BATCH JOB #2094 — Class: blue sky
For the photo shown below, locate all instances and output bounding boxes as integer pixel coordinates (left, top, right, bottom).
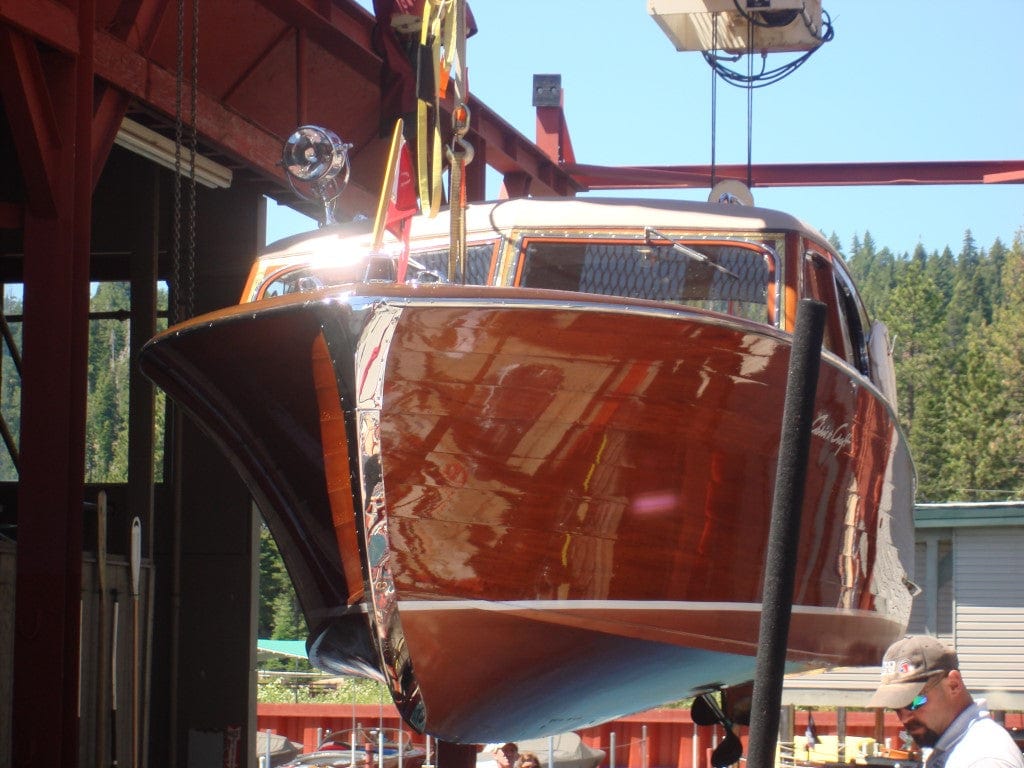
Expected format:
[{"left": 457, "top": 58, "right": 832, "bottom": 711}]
[{"left": 269, "top": 1, "right": 1023, "bottom": 257}]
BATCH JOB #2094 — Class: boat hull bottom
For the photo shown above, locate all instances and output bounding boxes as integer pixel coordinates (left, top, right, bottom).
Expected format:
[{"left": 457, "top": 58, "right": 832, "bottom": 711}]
[{"left": 394, "top": 601, "right": 896, "bottom": 742}]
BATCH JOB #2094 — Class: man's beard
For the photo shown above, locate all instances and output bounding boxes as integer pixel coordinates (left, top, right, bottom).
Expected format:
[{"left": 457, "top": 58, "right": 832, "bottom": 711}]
[{"left": 911, "top": 727, "right": 941, "bottom": 749}]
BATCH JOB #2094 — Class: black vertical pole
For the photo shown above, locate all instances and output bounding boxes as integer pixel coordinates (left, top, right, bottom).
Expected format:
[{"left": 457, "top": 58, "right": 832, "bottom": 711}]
[{"left": 745, "top": 299, "right": 826, "bottom": 768}]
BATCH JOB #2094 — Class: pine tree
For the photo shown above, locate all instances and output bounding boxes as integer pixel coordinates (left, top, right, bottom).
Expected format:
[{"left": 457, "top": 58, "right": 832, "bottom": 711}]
[
  {"left": 828, "top": 231, "right": 844, "bottom": 257},
  {"left": 958, "top": 234, "right": 1024, "bottom": 498},
  {"left": 946, "top": 230, "right": 988, "bottom": 343},
  {"left": 883, "top": 257, "right": 948, "bottom": 498},
  {"left": 271, "top": 589, "right": 307, "bottom": 640},
  {"left": 86, "top": 282, "right": 132, "bottom": 482},
  {"left": 981, "top": 238, "right": 1008, "bottom": 309},
  {"left": 258, "top": 522, "right": 307, "bottom": 639},
  {"left": 258, "top": 523, "right": 285, "bottom": 637},
  {"left": 926, "top": 246, "right": 956, "bottom": 306}
]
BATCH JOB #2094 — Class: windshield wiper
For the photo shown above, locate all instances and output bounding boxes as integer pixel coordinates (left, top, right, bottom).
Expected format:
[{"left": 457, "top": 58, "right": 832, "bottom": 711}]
[{"left": 644, "top": 227, "right": 739, "bottom": 279}]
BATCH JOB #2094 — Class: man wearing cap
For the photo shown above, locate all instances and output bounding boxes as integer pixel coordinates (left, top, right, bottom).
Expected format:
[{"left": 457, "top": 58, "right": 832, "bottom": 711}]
[{"left": 869, "top": 635, "right": 1023, "bottom": 768}]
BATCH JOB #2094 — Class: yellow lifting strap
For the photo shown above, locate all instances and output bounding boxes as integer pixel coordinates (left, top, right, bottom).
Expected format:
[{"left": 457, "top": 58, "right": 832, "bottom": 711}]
[{"left": 416, "top": 0, "right": 445, "bottom": 218}]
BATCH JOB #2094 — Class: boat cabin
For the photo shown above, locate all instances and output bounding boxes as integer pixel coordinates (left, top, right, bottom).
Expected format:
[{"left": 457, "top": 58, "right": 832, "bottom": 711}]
[{"left": 244, "top": 197, "right": 883, "bottom": 390}]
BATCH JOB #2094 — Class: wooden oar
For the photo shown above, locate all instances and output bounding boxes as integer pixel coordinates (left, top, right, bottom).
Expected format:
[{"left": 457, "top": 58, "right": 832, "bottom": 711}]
[
  {"left": 97, "top": 492, "right": 109, "bottom": 768},
  {"left": 111, "top": 592, "right": 120, "bottom": 768},
  {"left": 130, "top": 517, "right": 142, "bottom": 768}
]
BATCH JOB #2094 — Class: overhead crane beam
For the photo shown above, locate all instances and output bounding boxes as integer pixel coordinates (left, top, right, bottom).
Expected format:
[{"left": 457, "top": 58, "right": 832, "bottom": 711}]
[{"left": 566, "top": 160, "right": 1024, "bottom": 190}]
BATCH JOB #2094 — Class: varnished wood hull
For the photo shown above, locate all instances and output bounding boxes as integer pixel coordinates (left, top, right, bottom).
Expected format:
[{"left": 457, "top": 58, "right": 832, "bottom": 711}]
[{"left": 140, "top": 283, "right": 914, "bottom": 742}]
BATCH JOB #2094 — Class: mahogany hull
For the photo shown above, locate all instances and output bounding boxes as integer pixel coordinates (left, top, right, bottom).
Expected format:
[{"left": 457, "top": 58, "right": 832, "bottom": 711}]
[{"left": 140, "top": 283, "right": 915, "bottom": 742}]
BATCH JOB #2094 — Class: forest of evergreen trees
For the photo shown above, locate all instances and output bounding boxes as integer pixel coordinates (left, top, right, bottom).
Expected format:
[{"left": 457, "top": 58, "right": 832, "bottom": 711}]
[
  {"left": 0, "top": 281, "right": 166, "bottom": 483},
  {"left": 837, "top": 229, "right": 1024, "bottom": 502},
  {"left": 1, "top": 226, "right": 1021, "bottom": 640}
]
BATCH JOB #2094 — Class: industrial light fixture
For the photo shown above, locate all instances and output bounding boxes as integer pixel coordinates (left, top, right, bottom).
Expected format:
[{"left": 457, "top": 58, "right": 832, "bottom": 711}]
[{"left": 114, "top": 117, "right": 234, "bottom": 189}]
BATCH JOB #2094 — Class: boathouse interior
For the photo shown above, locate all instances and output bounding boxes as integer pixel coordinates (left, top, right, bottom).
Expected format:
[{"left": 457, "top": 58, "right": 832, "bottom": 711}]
[
  {"left": 0, "top": 2, "right": 579, "bottom": 766},
  {"left": 2, "top": 2, "right": 1022, "bottom": 768}
]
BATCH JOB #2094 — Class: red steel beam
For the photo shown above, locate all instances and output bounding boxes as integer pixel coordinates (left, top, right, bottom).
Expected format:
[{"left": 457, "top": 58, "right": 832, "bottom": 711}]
[
  {"left": 89, "top": 0, "right": 171, "bottom": 187},
  {"left": 7, "top": 2, "right": 93, "bottom": 765},
  {"left": 91, "top": 28, "right": 384, "bottom": 213},
  {"left": 258, "top": 0, "right": 381, "bottom": 82},
  {"left": 0, "top": 27, "right": 64, "bottom": 215},
  {"left": 0, "top": 0, "right": 79, "bottom": 54},
  {"left": 5, "top": 0, "right": 574, "bottom": 202},
  {"left": 985, "top": 169, "right": 1024, "bottom": 183},
  {"left": 567, "top": 160, "right": 1024, "bottom": 190},
  {"left": 88, "top": 14, "right": 575, "bottom": 205},
  {"left": 464, "top": 95, "right": 581, "bottom": 197}
]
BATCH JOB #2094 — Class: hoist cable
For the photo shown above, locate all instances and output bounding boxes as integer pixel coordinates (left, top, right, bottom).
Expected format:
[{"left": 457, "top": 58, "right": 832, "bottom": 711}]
[
  {"left": 746, "top": 15, "right": 753, "bottom": 188},
  {"left": 701, "top": 9, "right": 834, "bottom": 89}
]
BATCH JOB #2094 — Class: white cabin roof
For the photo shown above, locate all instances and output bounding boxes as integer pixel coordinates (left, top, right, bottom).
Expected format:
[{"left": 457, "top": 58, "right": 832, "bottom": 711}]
[{"left": 264, "top": 196, "right": 830, "bottom": 257}]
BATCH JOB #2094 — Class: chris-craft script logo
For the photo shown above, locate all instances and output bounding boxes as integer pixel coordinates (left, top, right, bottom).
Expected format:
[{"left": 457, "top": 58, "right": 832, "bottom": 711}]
[{"left": 812, "top": 413, "right": 853, "bottom": 455}]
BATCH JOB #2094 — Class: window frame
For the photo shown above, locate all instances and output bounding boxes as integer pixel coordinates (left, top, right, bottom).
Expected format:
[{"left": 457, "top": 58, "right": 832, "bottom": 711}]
[{"left": 509, "top": 231, "right": 782, "bottom": 328}]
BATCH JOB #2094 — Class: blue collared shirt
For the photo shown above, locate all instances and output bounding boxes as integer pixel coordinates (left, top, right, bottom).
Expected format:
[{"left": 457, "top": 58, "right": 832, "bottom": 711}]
[{"left": 926, "top": 700, "right": 1024, "bottom": 768}]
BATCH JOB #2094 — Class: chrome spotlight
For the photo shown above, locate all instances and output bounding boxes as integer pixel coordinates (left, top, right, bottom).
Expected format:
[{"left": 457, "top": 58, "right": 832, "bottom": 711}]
[{"left": 282, "top": 125, "right": 353, "bottom": 226}]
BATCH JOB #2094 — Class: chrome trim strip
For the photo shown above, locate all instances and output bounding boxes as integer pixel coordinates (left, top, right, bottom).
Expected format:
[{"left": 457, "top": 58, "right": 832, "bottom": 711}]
[{"left": 352, "top": 301, "right": 427, "bottom": 729}]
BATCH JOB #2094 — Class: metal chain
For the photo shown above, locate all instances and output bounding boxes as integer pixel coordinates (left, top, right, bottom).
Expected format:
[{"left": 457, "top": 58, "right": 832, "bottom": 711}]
[
  {"left": 172, "top": 0, "right": 184, "bottom": 324},
  {"left": 171, "top": 0, "right": 198, "bottom": 323},
  {"left": 186, "top": 0, "right": 198, "bottom": 320},
  {"left": 446, "top": 0, "right": 472, "bottom": 284}
]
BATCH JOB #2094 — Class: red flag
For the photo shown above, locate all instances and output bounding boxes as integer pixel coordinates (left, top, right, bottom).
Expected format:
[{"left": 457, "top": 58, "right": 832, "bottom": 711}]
[
  {"left": 386, "top": 134, "right": 417, "bottom": 230},
  {"left": 373, "top": 119, "right": 420, "bottom": 281}
]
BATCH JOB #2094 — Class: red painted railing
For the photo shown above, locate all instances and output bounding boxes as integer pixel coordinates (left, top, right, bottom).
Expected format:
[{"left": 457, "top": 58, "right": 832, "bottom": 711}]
[{"left": 258, "top": 705, "right": 1024, "bottom": 768}]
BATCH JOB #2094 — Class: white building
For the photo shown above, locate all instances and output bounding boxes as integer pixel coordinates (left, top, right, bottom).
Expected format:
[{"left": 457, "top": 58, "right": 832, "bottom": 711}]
[{"left": 783, "top": 501, "right": 1024, "bottom": 711}]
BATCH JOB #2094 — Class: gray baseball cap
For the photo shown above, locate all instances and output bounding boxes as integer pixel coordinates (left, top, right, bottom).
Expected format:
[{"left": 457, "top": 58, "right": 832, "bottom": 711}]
[{"left": 868, "top": 635, "right": 959, "bottom": 709}]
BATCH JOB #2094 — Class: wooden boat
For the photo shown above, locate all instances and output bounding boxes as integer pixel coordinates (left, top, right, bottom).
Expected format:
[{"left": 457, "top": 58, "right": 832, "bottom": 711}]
[
  {"left": 278, "top": 727, "right": 426, "bottom": 768},
  {"left": 140, "top": 195, "right": 916, "bottom": 743}
]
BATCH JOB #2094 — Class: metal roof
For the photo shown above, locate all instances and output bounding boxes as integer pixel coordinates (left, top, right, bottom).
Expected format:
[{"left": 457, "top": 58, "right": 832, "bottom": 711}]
[
  {"left": 915, "top": 501, "right": 1024, "bottom": 529},
  {"left": 257, "top": 638, "right": 309, "bottom": 660}
]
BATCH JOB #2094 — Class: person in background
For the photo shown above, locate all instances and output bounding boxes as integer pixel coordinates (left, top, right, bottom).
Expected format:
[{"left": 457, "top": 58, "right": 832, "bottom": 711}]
[
  {"left": 868, "top": 635, "right": 1024, "bottom": 768},
  {"left": 493, "top": 743, "right": 519, "bottom": 768},
  {"left": 515, "top": 752, "right": 541, "bottom": 768}
]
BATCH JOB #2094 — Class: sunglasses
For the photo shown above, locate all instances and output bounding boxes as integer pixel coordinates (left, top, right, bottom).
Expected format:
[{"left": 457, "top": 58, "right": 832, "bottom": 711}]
[
  {"left": 899, "top": 673, "right": 947, "bottom": 712},
  {"left": 905, "top": 693, "right": 930, "bottom": 711}
]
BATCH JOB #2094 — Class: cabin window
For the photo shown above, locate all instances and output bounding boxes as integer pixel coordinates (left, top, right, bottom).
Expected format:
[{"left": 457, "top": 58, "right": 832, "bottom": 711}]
[
  {"left": 833, "top": 266, "right": 872, "bottom": 376},
  {"left": 407, "top": 242, "right": 497, "bottom": 285},
  {"left": 517, "top": 239, "right": 774, "bottom": 325},
  {"left": 801, "top": 250, "right": 847, "bottom": 358},
  {"left": 257, "top": 241, "right": 498, "bottom": 298},
  {"left": 802, "top": 248, "right": 874, "bottom": 376},
  {"left": 261, "top": 263, "right": 365, "bottom": 298}
]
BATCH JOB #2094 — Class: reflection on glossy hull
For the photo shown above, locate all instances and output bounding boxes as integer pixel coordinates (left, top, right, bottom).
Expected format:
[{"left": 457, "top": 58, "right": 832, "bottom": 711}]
[{"left": 140, "top": 198, "right": 915, "bottom": 743}]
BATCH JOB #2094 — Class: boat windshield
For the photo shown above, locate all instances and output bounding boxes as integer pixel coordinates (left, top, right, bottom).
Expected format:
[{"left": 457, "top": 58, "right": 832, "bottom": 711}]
[
  {"left": 253, "top": 241, "right": 497, "bottom": 299},
  {"left": 517, "top": 237, "right": 777, "bottom": 325}
]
